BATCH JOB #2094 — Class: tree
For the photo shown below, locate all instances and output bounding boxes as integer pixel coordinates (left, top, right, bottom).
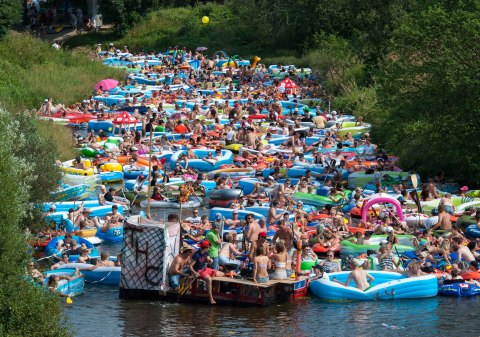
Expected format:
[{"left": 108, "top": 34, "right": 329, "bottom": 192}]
[
  {"left": 0, "top": 0, "right": 22, "bottom": 37},
  {"left": 0, "top": 109, "right": 70, "bottom": 336},
  {"left": 377, "top": 0, "right": 480, "bottom": 183},
  {"left": 99, "top": 0, "right": 163, "bottom": 34}
]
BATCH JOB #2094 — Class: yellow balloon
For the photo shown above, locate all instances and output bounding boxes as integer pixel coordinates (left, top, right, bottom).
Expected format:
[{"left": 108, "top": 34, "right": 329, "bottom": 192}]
[{"left": 202, "top": 16, "right": 209, "bottom": 24}]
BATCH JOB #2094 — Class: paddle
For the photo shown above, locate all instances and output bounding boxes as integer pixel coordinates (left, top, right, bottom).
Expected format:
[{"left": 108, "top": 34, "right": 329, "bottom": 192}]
[
  {"left": 409, "top": 173, "right": 422, "bottom": 213},
  {"left": 176, "top": 275, "right": 198, "bottom": 302}
]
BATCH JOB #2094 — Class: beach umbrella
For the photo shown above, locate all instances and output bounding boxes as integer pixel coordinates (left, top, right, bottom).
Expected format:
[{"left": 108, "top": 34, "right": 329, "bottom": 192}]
[
  {"left": 112, "top": 111, "right": 138, "bottom": 134},
  {"left": 278, "top": 77, "right": 298, "bottom": 95},
  {"left": 171, "top": 112, "right": 188, "bottom": 120},
  {"left": 95, "top": 79, "right": 119, "bottom": 91}
]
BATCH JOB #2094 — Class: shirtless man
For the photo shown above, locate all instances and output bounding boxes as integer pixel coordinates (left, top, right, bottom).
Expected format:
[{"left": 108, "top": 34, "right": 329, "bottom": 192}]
[
  {"left": 74, "top": 208, "right": 100, "bottom": 228},
  {"left": 251, "top": 176, "right": 277, "bottom": 198},
  {"left": 245, "top": 214, "right": 261, "bottom": 242},
  {"left": 249, "top": 232, "right": 270, "bottom": 260},
  {"left": 246, "top": 127, "right": 258, "bottom": 148},
  {"left": 333, "top": 259, "right": 375, "bottom": 291},
  {"left": 267, "top": 200, "right": 286, "bottom": 225},
  {"left": 431, "top": 205, "right": 452, "bottom": 230},
  {"left": 84, "top": 252, "right": 116, "bottom": 271},
  {"left": 225, "top": 209, "right": 242, "bottom": 228},
  {"left": 454, "top": 242, "right": 475, "bottom": 267},
  {"left": 168, "top": 247, "right": 194, "bottom": 291},
  {"left": 272, "top": 220, "right": 294, "bottom": 251}
]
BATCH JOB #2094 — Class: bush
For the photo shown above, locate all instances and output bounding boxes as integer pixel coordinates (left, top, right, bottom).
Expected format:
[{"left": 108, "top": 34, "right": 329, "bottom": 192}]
[{"left": 0, "top": 109, "right": 71, "bottom": 336}]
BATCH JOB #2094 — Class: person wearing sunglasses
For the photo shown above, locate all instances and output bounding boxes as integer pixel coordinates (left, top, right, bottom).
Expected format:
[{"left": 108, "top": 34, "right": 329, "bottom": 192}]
[
  {"left": 184, "top": 208, "right": 202, "bottom": 226},
  {"left": 319, "top": 250, "right": 340, "bottom": 273}
]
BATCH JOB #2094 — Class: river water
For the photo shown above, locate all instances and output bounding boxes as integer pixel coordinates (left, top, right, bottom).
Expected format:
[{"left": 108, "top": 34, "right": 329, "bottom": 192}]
[
  {"left": 65, "top": 270, "right": 480, "bottom": 337},
  {"left": 62, "top": 203, "right": 478, "bottom": 336},
  {"left": 64, "top": 235, "right": 480, "bottom": 337}
]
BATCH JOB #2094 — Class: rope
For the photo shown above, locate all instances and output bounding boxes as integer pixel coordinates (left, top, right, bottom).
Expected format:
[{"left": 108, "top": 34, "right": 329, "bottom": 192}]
[
  {"left": 83, "top": 270, "right": 114, "bottom": 284},
  {"left": 36, "top": 249, "right": 73, "bottom": 262}
]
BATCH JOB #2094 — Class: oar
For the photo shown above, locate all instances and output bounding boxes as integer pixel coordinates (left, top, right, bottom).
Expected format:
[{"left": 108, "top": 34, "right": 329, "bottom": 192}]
[{"left": 394, "top": 246, "right": 406, "bottom": 271}]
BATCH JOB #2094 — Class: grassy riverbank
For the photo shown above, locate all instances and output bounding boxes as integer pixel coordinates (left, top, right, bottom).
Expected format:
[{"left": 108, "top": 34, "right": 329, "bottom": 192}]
[{"left": 0, "top": 32, "right": 124, "bottom": 113}]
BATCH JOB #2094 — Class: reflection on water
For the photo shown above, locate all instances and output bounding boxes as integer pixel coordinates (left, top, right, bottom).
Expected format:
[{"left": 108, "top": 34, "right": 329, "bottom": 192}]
[
  {"left": 66, "top": 277, "right": 480, "bottom": 337},
  {"left": 65, "top": 209, "right": 480, "bottom": 337}
]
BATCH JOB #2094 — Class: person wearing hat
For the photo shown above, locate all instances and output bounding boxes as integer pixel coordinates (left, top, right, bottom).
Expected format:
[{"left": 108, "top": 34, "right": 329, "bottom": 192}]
[
  {"left": 189, "top": 240, "right": 225, "bottom": 304},
  {"left": 248, "top": 231, "right": 270, "bottom": 261},
  {"left": 74, "top": 207, "right": 101, "bottom": 228},
  {"left": 179, "top": 180, "right": 195, "bottom": 205},
  {"left": 168, "top": 246, "right": 194, "bottom": 291},
  {"left": 250, "top": 175, "right": 277, "bottom": 199},
  {"left": 332, "top": 258, "right": 375, "bottom": 291},
  {"left": 459, "top": 186, "right": 469, "bottom": 197},
  {"left": 46, "top": 204, "right": 57, "bottom": 215},
  {"left": 206, "top": 220, "right": 222, "bottom": 270},
  {"left": 77, "top": 243, "right": 92, "bottom": 263}
]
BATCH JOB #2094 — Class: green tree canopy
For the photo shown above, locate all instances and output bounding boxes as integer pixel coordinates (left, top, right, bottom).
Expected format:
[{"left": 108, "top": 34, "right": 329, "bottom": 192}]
[
  {"left": 378, "top": 0, "right": 480, "bottom": 183},
  {"left": 0, "top": 0, "right": 22, "bottom": 37}
]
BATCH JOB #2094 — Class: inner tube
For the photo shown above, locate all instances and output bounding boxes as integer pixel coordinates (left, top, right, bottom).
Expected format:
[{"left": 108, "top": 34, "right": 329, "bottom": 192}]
[{"left": 208, "top": 188, "right": 243, "bottom": 201}]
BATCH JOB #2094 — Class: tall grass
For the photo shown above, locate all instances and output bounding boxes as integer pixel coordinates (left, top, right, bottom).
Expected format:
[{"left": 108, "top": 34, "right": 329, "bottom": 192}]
[
  {"left": 0, "top": 32, "right": 124, "bottom": 113},
  {"left": 37, "top": 120, "right": 77, "bottom": 161}
]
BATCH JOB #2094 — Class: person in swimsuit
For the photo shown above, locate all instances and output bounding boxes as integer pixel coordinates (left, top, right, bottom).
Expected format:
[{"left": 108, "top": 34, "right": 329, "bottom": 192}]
[
  {"left": 378, "top": 245, "right": 399, "bottom": 271},
  {"left": 333, "top": 259, "right": 374, "bottom": 291},
  {"left": 253, "top": 246, "right": 270, "bottom": 283},
  {"left": 269, "top": 241, "right": 289, "bottom": 280}
]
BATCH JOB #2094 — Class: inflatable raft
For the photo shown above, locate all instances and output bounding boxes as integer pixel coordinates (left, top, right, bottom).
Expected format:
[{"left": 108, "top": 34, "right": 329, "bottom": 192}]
[
  {"left": 43, "top": 269, "right": 85, "bottom": 297},
  {"left": 309, "top": 271, "right": 438, "bottom": 301},
  {"left": 139, "top": 198, "right": 201, "bottom": 209},
  {"left": 438, "top": 282, "right": 480, "bottom": 297},
  {"left": 341, "top": 235, "right": 420, "bottom": 255},
  {"left": 62, "top": 263, "right": 120, "bottom": 286}
]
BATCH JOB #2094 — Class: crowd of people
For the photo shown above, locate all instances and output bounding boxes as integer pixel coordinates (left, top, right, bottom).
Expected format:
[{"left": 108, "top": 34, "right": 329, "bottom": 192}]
[{"left": 31, "top": 44, "right": 480, "bottom": 303}]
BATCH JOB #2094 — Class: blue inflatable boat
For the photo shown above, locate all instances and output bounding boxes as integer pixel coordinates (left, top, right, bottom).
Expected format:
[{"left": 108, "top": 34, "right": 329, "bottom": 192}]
[
  {"left": 438, "top": 281, "right": 480, "bottom": 297},
  {"left": 43, "top": 269, "right": 85, "bottom": 296},
  {"left": 309, "top": 271, "right": 438, "bottom": 301}
]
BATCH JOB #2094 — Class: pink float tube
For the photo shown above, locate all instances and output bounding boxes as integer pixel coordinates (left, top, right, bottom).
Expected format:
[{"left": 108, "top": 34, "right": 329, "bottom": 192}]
[{"left": 361, "top": 193, "right": 405, "bottom": 222}]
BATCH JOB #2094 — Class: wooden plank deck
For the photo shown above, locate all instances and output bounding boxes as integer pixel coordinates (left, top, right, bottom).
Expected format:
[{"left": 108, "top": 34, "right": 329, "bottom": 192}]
[{"left": 213, "top": 275, "right": 310, "bottom": 288}]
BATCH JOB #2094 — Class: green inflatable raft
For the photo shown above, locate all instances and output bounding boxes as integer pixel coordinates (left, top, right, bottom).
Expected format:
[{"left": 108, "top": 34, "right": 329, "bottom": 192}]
[
  {"left": 293, "top": 190, "right": 352, "bottom": 208},
  {"left": 341, "top": 235, "right": 424, "bottom": 256}
]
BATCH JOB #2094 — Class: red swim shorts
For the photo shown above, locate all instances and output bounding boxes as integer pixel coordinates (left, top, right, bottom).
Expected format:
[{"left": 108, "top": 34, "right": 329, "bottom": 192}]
[{"left": 199, "top": 268, "right": 217, "bottom": 280}]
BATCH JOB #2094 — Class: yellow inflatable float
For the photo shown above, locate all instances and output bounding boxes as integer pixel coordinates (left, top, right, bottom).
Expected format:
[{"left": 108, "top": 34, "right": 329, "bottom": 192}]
[{"left": 62, "top": 159, "right": 95, "bottom": 176}]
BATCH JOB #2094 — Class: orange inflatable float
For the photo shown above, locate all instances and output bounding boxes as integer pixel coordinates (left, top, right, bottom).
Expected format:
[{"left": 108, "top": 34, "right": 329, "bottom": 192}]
[{"left": 117, "top": 156, "right": 150, "bottom": 166}]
